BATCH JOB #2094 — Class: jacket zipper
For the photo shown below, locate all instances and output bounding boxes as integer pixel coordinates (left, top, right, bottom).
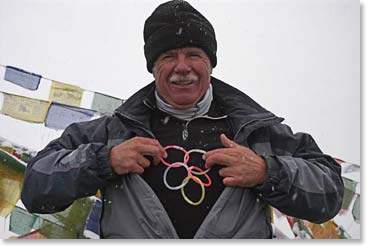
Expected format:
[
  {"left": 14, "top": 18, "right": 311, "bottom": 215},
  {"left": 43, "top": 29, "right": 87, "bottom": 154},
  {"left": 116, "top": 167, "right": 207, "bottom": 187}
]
[{"left": 182, "top": 115, "right": 228, "bottom": 141}]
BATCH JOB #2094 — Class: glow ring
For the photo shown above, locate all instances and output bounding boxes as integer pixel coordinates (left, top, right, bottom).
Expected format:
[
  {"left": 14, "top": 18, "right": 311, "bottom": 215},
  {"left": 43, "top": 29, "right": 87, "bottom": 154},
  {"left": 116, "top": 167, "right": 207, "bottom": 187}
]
[
  {"left": 163, "top": 162, "right": 190, "bottom": 190},
  {"left": 180, "top": 176, "right": 205, "bottom": 206},
  {"left": 184, "top": 149, "right": 211, "bottom": 175},
  {"left": 161, "top": 145, "right": 189, "bottom": 167},
  {"left": 188, "top": 166, "right": 212, "bottom": 187}
]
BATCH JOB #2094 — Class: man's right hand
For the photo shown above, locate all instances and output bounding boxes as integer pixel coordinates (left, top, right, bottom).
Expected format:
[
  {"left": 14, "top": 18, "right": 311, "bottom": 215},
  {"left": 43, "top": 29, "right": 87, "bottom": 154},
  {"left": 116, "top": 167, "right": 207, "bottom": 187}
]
[{"left": 109, "top": 137, "right": 167, "bottom": 175}]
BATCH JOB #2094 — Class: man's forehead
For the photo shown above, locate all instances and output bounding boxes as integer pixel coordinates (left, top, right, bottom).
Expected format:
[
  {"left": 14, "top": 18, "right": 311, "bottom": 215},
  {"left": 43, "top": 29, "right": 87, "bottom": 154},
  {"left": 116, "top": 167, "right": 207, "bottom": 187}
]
[{"left": 162, "top": 47, "right": 206, "bottom": 54}]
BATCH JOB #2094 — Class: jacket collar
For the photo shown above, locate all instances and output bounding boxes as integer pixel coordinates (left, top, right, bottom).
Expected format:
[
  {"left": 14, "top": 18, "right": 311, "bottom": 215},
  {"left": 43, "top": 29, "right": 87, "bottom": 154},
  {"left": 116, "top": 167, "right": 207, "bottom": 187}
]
[{"left": 114, "top": 77, "right": 283, "bottom": 137}]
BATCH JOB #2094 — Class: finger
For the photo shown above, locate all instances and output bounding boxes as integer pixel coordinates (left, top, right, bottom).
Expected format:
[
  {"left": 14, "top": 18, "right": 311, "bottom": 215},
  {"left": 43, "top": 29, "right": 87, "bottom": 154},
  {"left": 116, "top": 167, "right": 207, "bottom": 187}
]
[
  {"left": 218, "top": 166, "right": 238, "bottom": 177},
  {"left": 220, "top": 134, "right": 238, "bottom": 148},
  {"left": 129, "top": 164, "right": 145, "bottom": 174},
  {"left": 136, "top": 145, "right": 164, "bottom": 159},
  {"left": 137, "top": 155, "right": 151, "bottom": 168},
  {"left": 133, "top": 137, "right": 167, "bottom": 156},
  {"left": 203, "top": 147, "right": 232, "bottom": 161},
  {"left": 152, "top": 155, "right": 161, "bottom": 165},
  {"left": 205, "top": 153, "right": 237, "bottom": 169},
  {"left": 223, "top": 177, "right": 241, "bottom": 186}
]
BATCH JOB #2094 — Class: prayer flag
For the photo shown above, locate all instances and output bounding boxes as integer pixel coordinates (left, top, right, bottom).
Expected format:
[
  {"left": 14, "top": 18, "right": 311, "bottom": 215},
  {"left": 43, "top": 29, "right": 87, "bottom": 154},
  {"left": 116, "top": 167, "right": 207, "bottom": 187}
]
[
  {"left": 4, "top": 66, "right": 41, "bottom": 90},
  {"left": 0, "top": 146, "right": 15, "bottom": 155},
  {"left": 91, "top": 92, "right": 123, "bottom": 114},
  {"left": 308, "top": 221, "right": 339, "bottom": 239},
  {"left": 0, "top": 93, "right": 50, "bottom": 123},
  {"left": 341, "top": 177, "right": 357, "bottom": 210},
  {"left": 18, "top": 230, "right": 47, "bottom": 239},
  {"left": 352, "top": 195, "right": 360, "bottom": 223},
  {"left": 49, "top": 80, "right": 83, "bottom": 107},
  {"left": 38, "top": 197, "right": 94, "bottom": 239},
  {"left": 45, "top": 102, "right": 97, "bottom": 130},
  {"left": 9, "top": 207, "right": 42, "bottom": 236},
  {"left": 84, "top": 199, "right": 102, "bottom": 239},
  {"left": 0, "top": 149, "right": 26, "bottom": 217}
]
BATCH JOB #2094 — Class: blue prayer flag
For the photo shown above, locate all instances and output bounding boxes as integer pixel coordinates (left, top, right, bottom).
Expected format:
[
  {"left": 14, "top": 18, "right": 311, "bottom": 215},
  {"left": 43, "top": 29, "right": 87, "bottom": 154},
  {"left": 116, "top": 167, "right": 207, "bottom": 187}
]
[
  {"left": 45, "top": 102, "right": 97, "bottom": 130},
  {"left": 4, "top": 66, "right": 41, "bottom": 90}
]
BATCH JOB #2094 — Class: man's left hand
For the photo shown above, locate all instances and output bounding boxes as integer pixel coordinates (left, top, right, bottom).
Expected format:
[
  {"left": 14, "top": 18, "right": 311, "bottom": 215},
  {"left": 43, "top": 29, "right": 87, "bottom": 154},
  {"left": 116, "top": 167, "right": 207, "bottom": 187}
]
[{"left": 203, "top": 134, "right": 267, "bottom": 187}]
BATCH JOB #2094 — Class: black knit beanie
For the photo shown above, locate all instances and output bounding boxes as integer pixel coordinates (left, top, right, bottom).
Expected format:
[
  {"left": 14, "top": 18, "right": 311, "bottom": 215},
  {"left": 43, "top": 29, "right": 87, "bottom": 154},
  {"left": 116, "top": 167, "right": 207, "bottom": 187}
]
[{"left": 144, "top": 0, "right": 217, "bottom": 73}]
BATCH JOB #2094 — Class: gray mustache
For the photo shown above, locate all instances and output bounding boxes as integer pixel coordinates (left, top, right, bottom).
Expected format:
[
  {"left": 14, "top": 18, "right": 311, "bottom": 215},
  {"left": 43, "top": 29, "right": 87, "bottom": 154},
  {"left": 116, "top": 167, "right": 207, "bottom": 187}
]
[{"left": 169, "top": 73, "right": 199, "bottom": 83}]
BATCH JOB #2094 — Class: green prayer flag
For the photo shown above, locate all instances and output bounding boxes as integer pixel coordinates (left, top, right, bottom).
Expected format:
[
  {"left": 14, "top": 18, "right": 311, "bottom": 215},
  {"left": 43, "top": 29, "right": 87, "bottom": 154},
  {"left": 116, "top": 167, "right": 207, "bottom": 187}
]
[
  {"left": 91, "top": 92, "right": 123, "bottom": 114},
  {"left": 341, "top": 177, "right": 357, "bottom": 210},
  {"left": 38, "top": 197, "right": 94, "bottom": 239},
  {"left": 9, "top": 207, "right": 42, "bottom": 235}
]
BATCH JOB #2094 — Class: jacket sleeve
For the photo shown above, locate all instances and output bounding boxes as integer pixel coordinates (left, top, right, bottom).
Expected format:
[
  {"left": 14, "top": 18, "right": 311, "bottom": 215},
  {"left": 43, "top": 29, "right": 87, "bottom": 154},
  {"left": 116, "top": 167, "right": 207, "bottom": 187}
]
[
  {"left": 253, "top": 123, "right": 344, "bottom": 224},
  {"left": 21, "top": 117, "right": 117, "bottom": 214}
]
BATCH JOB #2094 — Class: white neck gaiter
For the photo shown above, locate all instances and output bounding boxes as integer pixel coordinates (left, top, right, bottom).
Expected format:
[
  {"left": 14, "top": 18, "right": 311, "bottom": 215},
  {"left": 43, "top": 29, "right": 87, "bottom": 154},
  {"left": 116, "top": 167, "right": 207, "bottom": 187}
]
[{"left": 155, "top": 84, "right": 213, "bottom": 121}]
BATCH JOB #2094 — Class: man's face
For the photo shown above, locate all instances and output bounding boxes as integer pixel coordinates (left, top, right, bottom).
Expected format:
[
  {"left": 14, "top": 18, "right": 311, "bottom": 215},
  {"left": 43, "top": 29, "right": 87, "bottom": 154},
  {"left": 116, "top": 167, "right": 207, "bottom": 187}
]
[{"left": 153, "top": 47, "right": 212, "bottom": 110}]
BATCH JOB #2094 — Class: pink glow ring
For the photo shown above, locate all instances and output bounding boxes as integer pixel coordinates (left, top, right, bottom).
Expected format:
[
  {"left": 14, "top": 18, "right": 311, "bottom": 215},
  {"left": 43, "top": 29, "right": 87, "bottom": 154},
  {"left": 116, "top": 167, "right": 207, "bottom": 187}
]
[
  {"left": 188, "top": 166, "right": 212, "bottom": 187},
  {"left": 161, "top": 145, "right": 189, "bottom": 167}
]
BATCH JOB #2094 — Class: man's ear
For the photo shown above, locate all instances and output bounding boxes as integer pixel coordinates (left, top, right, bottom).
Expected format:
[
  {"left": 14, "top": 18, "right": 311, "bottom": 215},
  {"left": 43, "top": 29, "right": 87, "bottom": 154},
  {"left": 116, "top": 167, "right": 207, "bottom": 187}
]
[{"left": 152, "top": 65, "right": 157, "bottom": 78}]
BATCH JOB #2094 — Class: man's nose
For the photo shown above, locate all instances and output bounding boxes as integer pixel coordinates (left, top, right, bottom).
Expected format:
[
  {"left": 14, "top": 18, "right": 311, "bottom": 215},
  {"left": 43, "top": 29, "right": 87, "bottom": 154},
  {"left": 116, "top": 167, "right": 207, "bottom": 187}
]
[{"left": 174, "top": 54, "right": 191, "bottom": 74}]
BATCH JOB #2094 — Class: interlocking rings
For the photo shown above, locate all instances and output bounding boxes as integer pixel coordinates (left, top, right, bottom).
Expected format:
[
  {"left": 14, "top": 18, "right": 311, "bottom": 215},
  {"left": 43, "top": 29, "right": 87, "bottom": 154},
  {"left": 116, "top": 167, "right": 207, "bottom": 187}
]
[
  {"left": 181, "top": 176, "right": 205, "bottom": 206},
  {"left": 161, "top": 145, "right": 189, "bottom": 167},
  {"left": 163, "top": 162, "right": 189, "bottom": 190},
  {"left": 160, "top": 145, "right": 211, "bottom": 206}
]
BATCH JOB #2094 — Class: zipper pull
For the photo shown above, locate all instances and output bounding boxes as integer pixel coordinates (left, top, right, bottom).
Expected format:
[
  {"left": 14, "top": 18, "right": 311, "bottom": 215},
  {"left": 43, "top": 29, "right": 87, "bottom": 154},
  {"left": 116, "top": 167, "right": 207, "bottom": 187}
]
[{"left": 182, "top": 124, "right": 188, "bottom": 141}]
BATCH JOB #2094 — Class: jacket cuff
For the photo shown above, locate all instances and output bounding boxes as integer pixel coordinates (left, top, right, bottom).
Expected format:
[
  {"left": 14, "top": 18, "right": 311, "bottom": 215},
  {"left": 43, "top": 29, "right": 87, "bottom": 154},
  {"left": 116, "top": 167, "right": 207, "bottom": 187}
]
[
  {"left": 96, "top": 145, "right": 118, "bottom": 181},
  {"left": 254, "top": 155, "right": 282, "bottom": 194}
]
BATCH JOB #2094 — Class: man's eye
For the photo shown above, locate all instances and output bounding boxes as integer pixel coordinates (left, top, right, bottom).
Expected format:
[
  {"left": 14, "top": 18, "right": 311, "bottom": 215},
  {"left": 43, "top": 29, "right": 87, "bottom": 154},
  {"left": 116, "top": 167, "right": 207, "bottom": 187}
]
[
  {"left": 188, "top": 53, "right": 201, "bottom": 58},
  {"left": 162, "top": 55, "right": 174, "bottom": 60}
]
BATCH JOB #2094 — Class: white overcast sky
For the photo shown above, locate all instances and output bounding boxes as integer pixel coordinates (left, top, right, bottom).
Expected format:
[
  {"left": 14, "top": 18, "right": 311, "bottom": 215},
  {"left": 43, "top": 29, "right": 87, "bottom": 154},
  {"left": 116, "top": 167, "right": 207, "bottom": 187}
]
[{"left": 0, "top": 0, "right": 361, "bottom": 164}]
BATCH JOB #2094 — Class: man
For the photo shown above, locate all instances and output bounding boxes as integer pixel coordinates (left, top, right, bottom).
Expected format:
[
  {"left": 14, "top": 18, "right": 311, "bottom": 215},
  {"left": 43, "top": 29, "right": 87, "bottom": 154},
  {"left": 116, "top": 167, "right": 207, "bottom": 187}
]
[{"left": 21, "top": 0, "right": 343, "bottom": 239}]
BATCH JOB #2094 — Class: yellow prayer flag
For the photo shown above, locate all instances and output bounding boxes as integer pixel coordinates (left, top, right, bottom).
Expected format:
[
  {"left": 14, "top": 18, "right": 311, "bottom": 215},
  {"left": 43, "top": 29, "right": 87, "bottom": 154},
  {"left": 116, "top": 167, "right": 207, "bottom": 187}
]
[
  {"left": 1, "top": 93, "right": 50, "bottom": 123},
  {"left": 0, "top": 149, "right": 26, "bottom": 217},
  {"left": 308, "top": 221, "right": 339, "bottom": 239},
  {"left": 0, "top": 146, "right": 15, "bottom": 155},
  {"left": 49, "top": 81, "right": 83, "bottom": 107}
]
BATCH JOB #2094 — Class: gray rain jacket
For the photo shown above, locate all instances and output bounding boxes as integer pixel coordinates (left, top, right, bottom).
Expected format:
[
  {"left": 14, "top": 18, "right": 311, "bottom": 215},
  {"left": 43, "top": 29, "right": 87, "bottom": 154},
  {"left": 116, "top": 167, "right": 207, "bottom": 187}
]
[{"left": 21, "top": 77, "right": 344, "bottom": 239}]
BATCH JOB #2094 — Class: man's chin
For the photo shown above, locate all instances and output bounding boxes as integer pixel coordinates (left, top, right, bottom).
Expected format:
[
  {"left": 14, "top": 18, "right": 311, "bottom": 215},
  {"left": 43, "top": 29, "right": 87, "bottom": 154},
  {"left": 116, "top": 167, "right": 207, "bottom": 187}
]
[{"left": 170, "top": 99, "right": 197, "bottom": 109}]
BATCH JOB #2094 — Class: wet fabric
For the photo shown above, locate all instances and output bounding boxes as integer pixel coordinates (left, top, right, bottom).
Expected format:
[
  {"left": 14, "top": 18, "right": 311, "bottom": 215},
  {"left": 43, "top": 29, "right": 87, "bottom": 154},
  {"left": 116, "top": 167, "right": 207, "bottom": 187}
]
[
  {"left": 21, "top": 77, "right": 344, "bottom": 238},
  {"left": 4, "top": 66, "right": 41, "bottom": 90},
  {"left": 45, "top": 102, "right": 97, "bottom": 130},
  {"left": 49, "top": 80, "right": 83, "bottom": 107}
]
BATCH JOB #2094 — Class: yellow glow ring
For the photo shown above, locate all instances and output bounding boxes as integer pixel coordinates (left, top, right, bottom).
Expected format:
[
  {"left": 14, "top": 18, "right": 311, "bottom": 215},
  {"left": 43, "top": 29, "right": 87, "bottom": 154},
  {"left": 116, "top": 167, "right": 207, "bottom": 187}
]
[{"left": 180, "top": 175, "right": 205, "bottom": 206}]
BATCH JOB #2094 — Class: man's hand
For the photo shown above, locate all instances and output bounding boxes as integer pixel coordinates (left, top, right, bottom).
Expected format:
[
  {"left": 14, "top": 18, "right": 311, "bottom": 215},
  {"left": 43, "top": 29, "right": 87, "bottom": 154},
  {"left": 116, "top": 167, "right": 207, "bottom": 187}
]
[
  {"left": 109, "top": 137, "right": 167, "bottom": 175},
  {"left": 203, "top": 134, "right": 267, "bottom": 187}
]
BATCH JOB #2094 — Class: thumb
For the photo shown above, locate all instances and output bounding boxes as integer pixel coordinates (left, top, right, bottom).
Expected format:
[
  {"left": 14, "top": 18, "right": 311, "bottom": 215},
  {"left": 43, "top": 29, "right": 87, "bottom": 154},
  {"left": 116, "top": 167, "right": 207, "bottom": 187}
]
[{"left": 220, "top": 134, "right": 237, "bottom": 148}]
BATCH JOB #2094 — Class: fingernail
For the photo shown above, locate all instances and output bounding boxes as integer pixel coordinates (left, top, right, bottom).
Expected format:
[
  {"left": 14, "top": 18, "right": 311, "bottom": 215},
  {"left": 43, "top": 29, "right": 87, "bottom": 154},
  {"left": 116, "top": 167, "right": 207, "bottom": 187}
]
[
  {"left": 163, "top": 152, "right": 168, "bottom": 158},
  {"left": 202, "top": 155, "right": 206, "bottom": 160}
]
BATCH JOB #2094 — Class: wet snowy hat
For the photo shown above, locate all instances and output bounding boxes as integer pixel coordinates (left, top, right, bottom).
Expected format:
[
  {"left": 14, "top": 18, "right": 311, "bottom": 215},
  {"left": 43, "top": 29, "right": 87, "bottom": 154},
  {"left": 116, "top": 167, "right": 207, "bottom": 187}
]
[{"left": 144, "top": 0, "right": 217, "bottom": 73}]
